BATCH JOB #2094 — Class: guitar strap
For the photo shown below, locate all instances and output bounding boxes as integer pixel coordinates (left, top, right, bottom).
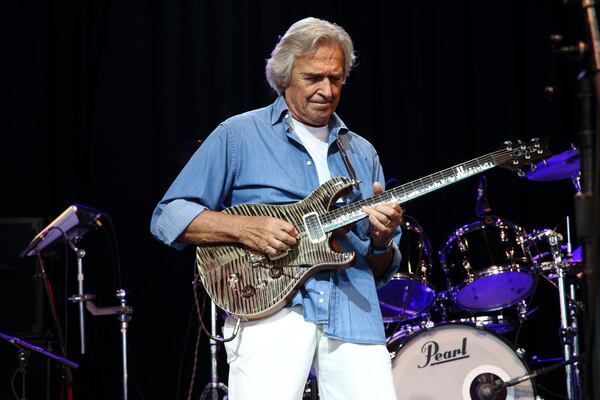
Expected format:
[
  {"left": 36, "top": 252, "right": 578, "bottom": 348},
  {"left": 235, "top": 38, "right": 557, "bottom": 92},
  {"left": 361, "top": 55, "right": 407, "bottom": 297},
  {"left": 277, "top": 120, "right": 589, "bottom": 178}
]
[{"left": 335, "top": 135, "right": 361, "bottom": 191}]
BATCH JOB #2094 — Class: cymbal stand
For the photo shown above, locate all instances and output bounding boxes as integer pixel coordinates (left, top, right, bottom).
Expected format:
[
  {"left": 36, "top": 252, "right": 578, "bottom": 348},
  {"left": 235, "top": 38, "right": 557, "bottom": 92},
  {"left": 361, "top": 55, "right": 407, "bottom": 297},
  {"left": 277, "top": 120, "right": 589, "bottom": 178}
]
[{"left": 548, "top": 231, "right": 582, "bottom": 400}]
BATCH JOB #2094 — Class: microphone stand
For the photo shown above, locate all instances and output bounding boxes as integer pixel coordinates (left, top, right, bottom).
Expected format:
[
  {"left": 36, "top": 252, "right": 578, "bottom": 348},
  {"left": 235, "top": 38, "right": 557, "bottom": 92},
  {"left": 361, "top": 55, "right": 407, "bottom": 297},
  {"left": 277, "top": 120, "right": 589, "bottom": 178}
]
[
  {"left": 198, "top": 301, "right": 228, "bottom": 400},
  {"left": 85, "top": 289, "right": 133, "bottom": 400},
  {"left": 476, "top": 357, "right": 582, "bottom": 400},
  {"left": 66, "top": 237, "right": 89, "bottom": 355},
  {"left": 0, "top": 332, "right": 79, "bottom": 400}
]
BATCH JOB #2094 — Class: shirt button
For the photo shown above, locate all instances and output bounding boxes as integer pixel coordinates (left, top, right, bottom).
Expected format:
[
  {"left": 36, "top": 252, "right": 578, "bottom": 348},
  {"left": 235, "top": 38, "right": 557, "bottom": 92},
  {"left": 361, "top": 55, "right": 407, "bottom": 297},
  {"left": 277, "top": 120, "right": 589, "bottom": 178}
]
[
  {"left": 318, "top": 298, "right": 324, "bottom": 304},
  {"left": 319, "top": 291, "right": 324, "bottom": 295},
  {"left": 306, "top": 160, "right": 312, "bottom": 166}
]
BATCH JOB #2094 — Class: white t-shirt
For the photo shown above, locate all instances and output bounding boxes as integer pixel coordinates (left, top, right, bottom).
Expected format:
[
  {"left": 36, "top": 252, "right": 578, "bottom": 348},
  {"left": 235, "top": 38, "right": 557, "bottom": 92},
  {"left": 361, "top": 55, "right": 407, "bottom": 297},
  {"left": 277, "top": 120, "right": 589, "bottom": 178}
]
[{"left": 291, "top": 118, "right": 331, "bottom": 184}]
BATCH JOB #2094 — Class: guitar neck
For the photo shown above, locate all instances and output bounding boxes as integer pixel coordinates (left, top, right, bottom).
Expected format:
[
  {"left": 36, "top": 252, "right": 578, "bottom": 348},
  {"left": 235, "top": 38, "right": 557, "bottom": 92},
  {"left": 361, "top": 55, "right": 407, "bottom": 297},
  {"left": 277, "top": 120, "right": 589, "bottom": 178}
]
[{"left": 322, "top": 148, "right": 513, "bottom": 232}]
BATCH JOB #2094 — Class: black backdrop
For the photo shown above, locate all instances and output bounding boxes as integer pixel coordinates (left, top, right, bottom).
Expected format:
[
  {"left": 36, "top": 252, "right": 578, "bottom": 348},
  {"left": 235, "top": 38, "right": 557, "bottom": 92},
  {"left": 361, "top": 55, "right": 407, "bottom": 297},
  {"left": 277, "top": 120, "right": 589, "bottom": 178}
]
[{"left": 0, "top": 1, "right": 590, "bottom": 399}]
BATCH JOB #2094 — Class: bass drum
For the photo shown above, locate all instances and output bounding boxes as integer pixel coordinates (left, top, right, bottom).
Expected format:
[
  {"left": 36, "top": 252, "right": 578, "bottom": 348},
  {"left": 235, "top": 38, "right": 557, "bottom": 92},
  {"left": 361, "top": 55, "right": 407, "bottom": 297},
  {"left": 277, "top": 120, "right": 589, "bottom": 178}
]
[
  {"left": 378, "top": 215, "right": 437, "bottom": 322},
  {"left": 389, "top": 323, "right": 535, "bottom": 400}
]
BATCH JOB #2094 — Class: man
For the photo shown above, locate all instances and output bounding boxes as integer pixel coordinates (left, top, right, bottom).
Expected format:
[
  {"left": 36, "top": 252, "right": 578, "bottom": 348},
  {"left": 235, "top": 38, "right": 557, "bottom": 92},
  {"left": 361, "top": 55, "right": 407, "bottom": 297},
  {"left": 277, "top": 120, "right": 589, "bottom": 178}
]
[{"left": 151, "top": 17, "right": 402, "bottom": 400}]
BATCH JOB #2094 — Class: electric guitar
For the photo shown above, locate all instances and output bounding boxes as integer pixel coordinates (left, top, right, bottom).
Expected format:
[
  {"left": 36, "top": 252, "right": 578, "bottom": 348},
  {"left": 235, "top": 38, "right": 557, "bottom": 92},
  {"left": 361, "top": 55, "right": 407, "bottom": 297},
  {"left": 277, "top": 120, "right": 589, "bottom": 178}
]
[{"left": 195, "top": 139, "right": 550, "bottom": 320}]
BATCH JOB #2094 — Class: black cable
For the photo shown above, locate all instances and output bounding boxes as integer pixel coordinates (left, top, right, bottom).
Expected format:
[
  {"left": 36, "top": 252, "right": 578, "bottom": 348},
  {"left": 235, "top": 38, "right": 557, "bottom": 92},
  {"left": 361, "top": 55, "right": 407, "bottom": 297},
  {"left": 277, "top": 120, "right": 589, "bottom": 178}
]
[
  {"left": 97, "top": 213, "right": 123, "bottom": 290},
  {"left": 186, "top": 272, "right": 208, "bottom": 400},
  {"left": 96, "top": 214, "right": 147, "bottom": 400},
  {"left": 63, "top": 239, "right": 69, "bottom": 356},
  {"left": 175, "top": 302, "right": 196, "bottom": 400},
  {"left": 10, "top": 368, "right": 19, "bottom": 400}
]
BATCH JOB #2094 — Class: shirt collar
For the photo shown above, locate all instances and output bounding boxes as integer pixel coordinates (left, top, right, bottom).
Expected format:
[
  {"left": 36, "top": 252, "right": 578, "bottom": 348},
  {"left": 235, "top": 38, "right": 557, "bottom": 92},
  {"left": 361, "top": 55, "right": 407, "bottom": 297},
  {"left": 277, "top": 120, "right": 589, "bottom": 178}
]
[{"left": 270, "top": 95, "right": 349, "bottom": 139}]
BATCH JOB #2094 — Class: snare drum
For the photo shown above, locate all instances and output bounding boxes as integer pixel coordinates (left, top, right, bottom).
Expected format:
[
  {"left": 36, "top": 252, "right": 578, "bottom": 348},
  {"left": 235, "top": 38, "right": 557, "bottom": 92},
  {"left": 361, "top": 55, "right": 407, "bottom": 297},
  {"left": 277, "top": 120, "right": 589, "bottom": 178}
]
[
  {"left": 378, "top": 216, "right": 436, "bottom": 322},
  {"left": 440, "top": 217, "right": 535, "bottom": 311},
  {"left": 389, "top": 323, "right": 536, "bottom": 399}
]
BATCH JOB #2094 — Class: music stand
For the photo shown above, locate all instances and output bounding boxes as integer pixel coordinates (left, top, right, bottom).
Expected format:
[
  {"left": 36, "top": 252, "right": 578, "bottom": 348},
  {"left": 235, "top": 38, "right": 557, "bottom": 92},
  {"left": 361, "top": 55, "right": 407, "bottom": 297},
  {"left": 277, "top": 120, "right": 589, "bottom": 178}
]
[{"left": 21, "top": 204, "right": 102, "bottom": 355}]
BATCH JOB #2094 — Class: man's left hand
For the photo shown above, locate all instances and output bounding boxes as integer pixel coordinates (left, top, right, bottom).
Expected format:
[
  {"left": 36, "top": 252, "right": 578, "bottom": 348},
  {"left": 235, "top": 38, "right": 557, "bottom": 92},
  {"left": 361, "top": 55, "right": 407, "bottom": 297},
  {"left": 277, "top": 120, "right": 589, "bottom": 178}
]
[{"left": 361, "top": 181, "right": 403, "bottom": 247}]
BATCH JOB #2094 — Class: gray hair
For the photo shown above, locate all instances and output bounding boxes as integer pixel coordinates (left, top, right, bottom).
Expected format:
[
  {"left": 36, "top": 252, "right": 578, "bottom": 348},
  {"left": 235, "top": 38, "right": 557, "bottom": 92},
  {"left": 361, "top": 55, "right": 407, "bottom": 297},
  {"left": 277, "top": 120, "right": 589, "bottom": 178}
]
[{"left": 265, "top": 17, "right": 356, "bottom": 95}]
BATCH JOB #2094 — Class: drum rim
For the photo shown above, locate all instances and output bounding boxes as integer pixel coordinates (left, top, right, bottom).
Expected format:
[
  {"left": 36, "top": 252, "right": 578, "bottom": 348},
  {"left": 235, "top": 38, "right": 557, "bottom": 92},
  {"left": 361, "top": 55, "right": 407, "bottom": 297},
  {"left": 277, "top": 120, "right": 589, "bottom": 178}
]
[
  {"left": 443, "top": 263, "right": 536, "bottom": 311},
  {"left": 443, "top": 216, "right": 526, "bottom": 245},
  {"left": 387, "top": 271, "right": 432, "bottom": 285},
  {"left": 379, "top": 294, "right": 436, "bottom": 323},
  {"left": 451, "top": 269, "right": 537, "bottom": 311},
  {"left": 453, "top": 263, "right": 534, "bottom": 282}
]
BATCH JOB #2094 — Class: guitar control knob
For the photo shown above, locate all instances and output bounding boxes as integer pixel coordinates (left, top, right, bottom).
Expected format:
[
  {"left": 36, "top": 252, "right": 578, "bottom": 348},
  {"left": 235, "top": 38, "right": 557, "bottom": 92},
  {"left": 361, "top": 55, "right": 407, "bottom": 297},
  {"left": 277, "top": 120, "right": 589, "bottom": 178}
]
[
  {"left": 270, "top": 267, "right": 283, "bottom": 278},
  {"left": 241, "top": 285, "right": 256, "bottom": 298},
  {"left": 228, "top": 273, "right": 240, "bottom": 287}
]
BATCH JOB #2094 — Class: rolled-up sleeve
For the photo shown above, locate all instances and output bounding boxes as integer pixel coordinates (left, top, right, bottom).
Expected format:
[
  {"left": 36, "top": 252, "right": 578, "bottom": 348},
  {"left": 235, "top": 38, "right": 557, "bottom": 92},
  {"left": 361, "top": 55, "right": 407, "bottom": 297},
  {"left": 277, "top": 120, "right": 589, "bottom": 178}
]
[
  {"left": 150, "top": 122, "right": 236, "bottom": 250},
  {"left": 150, "top": 199, "right": 206, "bottom": 250}
]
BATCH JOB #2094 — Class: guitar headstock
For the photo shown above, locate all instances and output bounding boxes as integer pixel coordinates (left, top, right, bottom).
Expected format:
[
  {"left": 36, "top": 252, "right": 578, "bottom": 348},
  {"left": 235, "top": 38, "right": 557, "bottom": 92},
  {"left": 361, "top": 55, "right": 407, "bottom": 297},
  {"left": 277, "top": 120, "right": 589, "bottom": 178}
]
[{"left": 497, "top": 138, "right": 551, "bottom": 177}]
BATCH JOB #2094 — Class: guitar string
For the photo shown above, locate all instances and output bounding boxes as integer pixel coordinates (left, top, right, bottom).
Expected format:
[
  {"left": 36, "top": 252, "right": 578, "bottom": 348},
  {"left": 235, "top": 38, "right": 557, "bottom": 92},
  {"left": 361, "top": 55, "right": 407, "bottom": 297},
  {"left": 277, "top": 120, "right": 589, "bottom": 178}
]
[{"left": 321, "top": 147, "right": 527, "bottom": 225}]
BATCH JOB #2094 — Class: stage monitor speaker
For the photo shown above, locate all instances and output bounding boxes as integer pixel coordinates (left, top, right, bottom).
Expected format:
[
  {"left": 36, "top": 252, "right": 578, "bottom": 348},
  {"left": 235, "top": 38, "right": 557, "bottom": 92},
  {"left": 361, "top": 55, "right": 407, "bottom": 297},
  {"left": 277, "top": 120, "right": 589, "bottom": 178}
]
[{"left": 0, "top": 218, "right": 48, "bottom": 338}]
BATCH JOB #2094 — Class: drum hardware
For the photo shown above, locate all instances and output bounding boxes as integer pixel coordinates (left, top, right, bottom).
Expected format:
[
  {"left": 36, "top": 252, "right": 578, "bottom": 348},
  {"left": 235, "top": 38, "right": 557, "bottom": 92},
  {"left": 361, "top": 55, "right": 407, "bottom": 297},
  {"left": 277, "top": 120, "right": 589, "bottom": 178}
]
[
  {"left": 526, "top": 225, "right": 583, "bottom": 400},
  {"left": 475, "top": 175, "right": 492, "bottom": 217},
  {"left": 378, "top": 215, "right": 437, "bottom": 323}
]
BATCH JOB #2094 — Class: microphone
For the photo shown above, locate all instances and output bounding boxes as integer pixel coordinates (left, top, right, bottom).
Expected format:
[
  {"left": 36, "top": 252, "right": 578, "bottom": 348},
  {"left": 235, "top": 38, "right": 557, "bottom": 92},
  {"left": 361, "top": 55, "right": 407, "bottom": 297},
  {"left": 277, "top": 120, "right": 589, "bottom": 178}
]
[
  {"left": 475, "top": 382, "right": 497, "bottom": 400},
  {"left": 475, "top": 175, "right": 491, "bottom": 217},
  {"left": 490, "top": 356, "right": 581, "bottom": 399}
]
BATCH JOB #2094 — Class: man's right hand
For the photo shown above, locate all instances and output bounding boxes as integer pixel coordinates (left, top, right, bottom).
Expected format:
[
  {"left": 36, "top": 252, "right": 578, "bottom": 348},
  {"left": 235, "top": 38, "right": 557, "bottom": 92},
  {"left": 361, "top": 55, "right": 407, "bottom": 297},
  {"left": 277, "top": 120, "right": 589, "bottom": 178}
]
[
  {"left": 236, "top": 215, "right": 298, "bottom": 257},
  {"left": 178, "top": 210, "right": 298, "bottom": 257}
]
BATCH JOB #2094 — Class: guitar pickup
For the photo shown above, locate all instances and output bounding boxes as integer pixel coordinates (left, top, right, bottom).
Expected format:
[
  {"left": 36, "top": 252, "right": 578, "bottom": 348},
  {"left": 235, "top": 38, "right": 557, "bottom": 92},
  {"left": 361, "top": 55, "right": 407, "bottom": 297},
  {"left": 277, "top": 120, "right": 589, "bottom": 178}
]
[{"left": 303, "top": 212, "right": 326, "bottom": 244}]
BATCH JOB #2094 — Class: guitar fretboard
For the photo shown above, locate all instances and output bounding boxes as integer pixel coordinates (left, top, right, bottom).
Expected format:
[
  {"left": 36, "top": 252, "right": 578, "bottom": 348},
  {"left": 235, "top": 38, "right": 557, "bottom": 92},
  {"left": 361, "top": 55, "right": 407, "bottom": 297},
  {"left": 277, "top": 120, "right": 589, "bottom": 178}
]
[{"left": 322, "top": 148, "right": 514, "bottom": 232}]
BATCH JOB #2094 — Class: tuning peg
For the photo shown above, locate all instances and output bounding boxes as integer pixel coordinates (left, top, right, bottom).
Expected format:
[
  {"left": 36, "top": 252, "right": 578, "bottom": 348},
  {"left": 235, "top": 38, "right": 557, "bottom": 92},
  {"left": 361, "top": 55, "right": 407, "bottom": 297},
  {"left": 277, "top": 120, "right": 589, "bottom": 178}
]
[
  {"left": 530, "top": 164, "right": 537, "bottom": 172},
  {"left": 517, "top": 170, "right": 526, "bottom": 178}
]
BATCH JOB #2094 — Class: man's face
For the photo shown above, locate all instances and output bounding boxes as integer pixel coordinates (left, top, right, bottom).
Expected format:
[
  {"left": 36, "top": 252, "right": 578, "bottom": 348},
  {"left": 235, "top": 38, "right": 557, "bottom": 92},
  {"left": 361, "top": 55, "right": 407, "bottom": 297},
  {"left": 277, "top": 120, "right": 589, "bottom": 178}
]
[{"left": 283, "top": 42, "right": 345, "bottom": 127}]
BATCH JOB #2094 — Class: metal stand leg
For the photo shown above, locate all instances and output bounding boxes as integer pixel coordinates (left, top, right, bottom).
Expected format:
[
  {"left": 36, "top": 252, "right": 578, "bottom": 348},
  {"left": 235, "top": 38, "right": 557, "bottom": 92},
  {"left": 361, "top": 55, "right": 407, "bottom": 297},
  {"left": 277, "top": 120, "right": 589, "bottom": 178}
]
[
  {"left": 117, "top": 289, "right": 130, "bottom": 400},
  {"left": 569, "top": 281, "right": 583, "bottom": 399},
  {"left": 549, "top": 232, "right": 581, "bottom": 400},
  {"left": 75, "top": 250, "right": 86, "bottom": 355},
  {"left": 557, "top": 267, "right": 576, "bottom": 400},
  {"left": 17, "top": 349, "right": 29, "bottom": 400},
  {"left": 84, "top": 289, "right": 133, "bottom": 400},
  {"left": 198, "top": 301, "right": 228, "bottom": 400}
]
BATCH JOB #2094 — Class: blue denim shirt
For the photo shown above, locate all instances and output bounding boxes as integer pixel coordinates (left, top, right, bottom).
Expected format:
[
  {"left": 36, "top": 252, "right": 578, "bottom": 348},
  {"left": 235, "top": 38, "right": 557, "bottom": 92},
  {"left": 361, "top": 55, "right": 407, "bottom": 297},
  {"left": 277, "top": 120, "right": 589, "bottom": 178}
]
[{"left": 150, "top": 96, "right": 402, "bottom": 344}]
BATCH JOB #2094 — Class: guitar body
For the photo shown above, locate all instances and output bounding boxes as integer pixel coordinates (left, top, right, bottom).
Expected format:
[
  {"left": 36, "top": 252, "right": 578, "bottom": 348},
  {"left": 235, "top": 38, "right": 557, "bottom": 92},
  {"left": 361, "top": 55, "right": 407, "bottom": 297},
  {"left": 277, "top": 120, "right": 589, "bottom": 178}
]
[{"left": 196, "top": 176, "right": 357, "bottom": 321}]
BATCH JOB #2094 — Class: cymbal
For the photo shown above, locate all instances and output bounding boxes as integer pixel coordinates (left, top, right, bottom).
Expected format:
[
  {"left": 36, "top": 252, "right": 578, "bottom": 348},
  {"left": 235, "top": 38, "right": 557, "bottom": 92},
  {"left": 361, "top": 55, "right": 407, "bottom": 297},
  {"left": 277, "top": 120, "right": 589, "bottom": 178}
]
[
  {"left": 526, "top": 148, "right": 580, "bottom": 181},
  {"left": 564, "top": 245, "right": 582, "bottom": 264}
]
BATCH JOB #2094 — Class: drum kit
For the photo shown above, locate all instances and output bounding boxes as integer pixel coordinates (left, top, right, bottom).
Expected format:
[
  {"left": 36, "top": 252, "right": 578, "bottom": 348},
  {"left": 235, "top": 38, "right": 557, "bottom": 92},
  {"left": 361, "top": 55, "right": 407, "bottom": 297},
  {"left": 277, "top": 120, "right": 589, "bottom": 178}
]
[{"left": 378, "top": 148, "right": 585, "bottom": 400}]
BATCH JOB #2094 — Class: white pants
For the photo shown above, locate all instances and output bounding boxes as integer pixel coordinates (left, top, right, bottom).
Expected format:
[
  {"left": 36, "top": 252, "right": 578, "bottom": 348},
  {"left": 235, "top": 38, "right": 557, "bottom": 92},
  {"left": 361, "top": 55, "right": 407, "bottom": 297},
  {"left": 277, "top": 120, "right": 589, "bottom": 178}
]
[{"left": 223, "top": 307, "right": 396, "bottom": 400}]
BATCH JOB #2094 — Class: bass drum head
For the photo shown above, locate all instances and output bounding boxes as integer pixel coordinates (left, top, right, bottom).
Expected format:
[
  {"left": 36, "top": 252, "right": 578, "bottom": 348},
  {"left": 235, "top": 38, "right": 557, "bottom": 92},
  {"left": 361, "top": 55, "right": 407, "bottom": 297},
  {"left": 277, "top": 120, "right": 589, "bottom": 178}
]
[{"left": 391, "top": 323, "right": 535, "bottom": 400}]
